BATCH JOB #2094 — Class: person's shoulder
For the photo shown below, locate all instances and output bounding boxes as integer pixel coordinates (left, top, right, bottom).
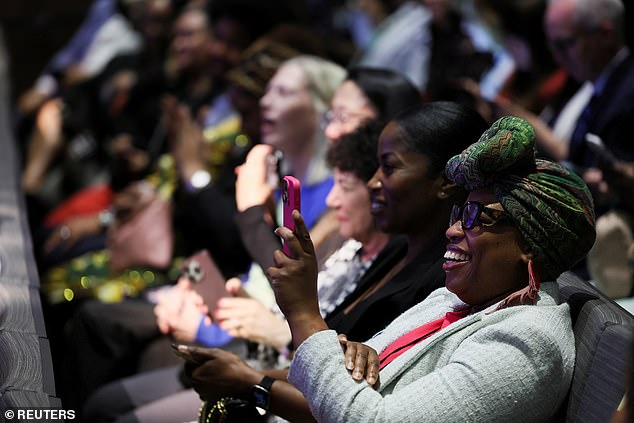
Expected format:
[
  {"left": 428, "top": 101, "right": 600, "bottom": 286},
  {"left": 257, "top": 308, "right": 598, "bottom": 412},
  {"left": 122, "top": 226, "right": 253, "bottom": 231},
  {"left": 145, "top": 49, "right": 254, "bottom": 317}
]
[{"left": 480, "top": 301, "right": 574, "bottom": 352}]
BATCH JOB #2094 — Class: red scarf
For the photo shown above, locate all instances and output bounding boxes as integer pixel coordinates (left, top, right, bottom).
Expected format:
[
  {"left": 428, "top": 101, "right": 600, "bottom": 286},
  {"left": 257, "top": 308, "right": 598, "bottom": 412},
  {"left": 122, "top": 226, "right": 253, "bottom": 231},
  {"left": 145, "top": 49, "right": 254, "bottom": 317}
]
[{"left": 379, "top": 308, "right": 471, "bottom": 370}]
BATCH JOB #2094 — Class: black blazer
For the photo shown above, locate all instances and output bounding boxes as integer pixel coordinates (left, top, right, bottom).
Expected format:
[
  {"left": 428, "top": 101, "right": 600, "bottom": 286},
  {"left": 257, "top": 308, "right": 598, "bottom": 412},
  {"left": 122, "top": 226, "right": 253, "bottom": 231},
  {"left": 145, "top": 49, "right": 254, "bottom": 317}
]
[
  {"left": 569, "top": 52, "right": 634, "bottom": 167},
  {"left": 325, "top": 234, "right": 446, "bottom": 342}
]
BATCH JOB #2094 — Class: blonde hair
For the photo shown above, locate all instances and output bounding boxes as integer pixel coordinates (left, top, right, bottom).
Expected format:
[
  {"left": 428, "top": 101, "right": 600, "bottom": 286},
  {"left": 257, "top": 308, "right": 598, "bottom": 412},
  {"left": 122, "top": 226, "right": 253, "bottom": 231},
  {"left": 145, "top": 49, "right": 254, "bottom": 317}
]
[
  {"left": 276, "top": 56, "right": 345, "bottom": 184},
  {"left": 281, "top": 55, "right": 346, "bottom": 116}
]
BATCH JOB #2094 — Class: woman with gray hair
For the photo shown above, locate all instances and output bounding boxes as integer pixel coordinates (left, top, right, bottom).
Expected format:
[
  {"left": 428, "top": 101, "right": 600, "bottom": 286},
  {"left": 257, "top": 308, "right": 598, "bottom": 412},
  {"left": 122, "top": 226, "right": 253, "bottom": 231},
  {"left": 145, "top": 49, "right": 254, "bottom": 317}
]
[{"left": 235, "top": 55, "right": 346, "bottom": 270}]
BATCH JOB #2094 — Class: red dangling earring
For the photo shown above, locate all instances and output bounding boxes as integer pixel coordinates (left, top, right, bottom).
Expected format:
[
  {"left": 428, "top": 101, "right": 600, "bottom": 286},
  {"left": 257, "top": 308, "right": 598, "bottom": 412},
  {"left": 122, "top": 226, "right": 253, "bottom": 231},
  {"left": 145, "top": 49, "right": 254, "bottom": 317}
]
[
  {"left": 527, "top": 259, "right": 540, "bottom": 302},
  {"left": 490, "top": 259, "right": 542, "bottom": 312}
]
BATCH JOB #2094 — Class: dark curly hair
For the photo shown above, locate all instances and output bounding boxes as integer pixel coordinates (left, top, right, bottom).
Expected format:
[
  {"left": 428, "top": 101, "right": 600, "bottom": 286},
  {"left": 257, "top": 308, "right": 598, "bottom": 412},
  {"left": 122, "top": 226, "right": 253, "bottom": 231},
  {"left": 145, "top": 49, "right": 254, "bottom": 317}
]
[{"left": 326, "top": 120, "right": 384, "bottom": 182}]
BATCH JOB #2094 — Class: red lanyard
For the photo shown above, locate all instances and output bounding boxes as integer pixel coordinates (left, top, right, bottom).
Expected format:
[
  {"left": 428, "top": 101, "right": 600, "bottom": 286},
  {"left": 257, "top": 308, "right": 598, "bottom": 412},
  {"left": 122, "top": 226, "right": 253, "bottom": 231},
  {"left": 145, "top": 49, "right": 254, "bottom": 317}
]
[{"left": 379, "top": 309, "right": 470, "bottom": 370}]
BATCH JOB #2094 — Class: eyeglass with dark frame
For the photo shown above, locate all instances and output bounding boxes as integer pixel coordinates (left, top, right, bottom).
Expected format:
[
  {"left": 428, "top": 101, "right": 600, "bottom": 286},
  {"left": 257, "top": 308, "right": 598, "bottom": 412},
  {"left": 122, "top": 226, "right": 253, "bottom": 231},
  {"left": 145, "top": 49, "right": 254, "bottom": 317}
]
[
  {"left": 450, "top": 201, "right": 513, "bottom": 230},
  {"left": 323, "top": 109, "right": 369, "bottom": 126}
]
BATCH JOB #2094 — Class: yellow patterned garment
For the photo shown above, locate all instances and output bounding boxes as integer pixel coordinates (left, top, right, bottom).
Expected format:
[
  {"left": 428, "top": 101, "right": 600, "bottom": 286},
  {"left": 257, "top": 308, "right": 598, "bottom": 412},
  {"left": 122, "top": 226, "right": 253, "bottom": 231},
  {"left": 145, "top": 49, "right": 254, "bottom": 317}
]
[{"left": 43, "top": 115, "right": 252, "bottom": 304}]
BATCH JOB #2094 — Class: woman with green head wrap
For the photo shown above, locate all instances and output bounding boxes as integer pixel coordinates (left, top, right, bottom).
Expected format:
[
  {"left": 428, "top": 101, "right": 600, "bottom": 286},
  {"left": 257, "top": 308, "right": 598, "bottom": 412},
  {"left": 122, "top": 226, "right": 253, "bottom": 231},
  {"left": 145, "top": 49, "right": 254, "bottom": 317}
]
[
  {"left": 192, "top": 115, "right": 596, "bottom": 422},
  {"left": 444, "top": 115, "right": 596, "bottom": 309}
]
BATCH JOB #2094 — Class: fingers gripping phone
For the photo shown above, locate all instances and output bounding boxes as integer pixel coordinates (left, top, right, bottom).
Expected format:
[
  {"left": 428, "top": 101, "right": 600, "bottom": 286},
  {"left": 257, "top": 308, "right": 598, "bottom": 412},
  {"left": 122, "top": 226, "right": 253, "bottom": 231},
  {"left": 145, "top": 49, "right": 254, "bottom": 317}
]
[
  {"left": 170, "top": 343, "right": 200, "bottom": 364},
  {"left": 282, "top": 176, "right": 301, "bottom": 257},
  {"left": 585, "top": 133, "right": 617, "bottom": 169}
]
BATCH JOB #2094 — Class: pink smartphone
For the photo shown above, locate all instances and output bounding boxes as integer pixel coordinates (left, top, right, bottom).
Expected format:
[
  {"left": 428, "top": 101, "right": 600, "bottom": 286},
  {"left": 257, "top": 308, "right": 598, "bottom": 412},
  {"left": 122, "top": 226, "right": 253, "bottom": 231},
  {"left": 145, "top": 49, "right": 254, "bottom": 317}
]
[{"left": 282, "top": 175, "right": 301, "bottom": 256}]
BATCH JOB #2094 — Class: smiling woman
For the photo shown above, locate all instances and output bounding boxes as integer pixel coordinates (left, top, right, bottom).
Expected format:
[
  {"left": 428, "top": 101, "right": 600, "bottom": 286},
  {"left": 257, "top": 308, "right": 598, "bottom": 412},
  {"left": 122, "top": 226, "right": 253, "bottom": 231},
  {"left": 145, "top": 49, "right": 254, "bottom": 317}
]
[{"left": 264, "top": 115, "right": 596, "bottom": 423}]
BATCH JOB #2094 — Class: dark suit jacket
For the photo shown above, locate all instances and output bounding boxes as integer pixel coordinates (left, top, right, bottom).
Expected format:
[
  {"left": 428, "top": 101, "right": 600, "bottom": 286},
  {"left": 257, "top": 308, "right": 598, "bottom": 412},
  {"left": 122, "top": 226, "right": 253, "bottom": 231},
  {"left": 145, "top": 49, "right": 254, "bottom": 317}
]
[
  {"left": 569, "top": 52, "right": 634, "bottom": 167},
  {"left": 325, "top": 234, "right": 446, "bottom": 342}
]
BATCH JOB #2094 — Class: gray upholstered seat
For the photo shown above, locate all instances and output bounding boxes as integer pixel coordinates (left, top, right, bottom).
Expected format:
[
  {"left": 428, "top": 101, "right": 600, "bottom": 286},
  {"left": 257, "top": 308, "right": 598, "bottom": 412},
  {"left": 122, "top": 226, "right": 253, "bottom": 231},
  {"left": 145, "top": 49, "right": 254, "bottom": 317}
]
[{"left": 557, "top": 271, "right": 634, "bottom": 423}]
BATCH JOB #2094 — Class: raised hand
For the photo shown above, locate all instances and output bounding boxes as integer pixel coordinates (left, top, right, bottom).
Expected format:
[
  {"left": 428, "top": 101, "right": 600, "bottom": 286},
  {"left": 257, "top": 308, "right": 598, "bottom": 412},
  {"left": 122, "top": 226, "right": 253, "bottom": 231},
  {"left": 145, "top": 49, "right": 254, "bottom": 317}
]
[
  {"left": 267, "top": 210, "right": 327, "bottom": 348},
  {"left": 235, "top": 144, "right": 274, "bottom": 212}
]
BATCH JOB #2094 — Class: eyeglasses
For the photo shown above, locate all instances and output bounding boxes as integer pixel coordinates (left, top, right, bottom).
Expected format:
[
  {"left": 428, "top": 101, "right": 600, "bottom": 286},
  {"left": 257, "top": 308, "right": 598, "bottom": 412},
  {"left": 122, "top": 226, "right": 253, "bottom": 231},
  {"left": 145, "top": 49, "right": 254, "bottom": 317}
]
[
  {"left": 322, "top": 109, "right": 368, "bottom": 127},
  {"left": 449, "top": 201, "right": 512, "bottom": 230}
]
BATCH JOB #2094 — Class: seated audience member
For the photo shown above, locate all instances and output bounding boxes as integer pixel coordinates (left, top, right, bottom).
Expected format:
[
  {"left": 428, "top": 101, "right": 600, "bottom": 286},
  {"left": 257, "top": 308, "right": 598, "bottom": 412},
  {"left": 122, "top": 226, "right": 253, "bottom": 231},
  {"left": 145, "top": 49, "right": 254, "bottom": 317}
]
[
  {"left": 487, "top": 0, "right": 632, "bottom": 170},
  {"left": 30, "top": 0, "right": 295, "bottom": 250},
  {"left": 142, "top": 56, "right": 343, "bottom": 363},
  {"left": 470, "top": 0, "right": 632, "bottom": 289},
  {"left": 233, "top": 55, "right": 346, "bottom": 273},
  {"left": 545, "top": 0, "right": 634, "bottom": 294},
  {"left": 186, "top": 116, "right": 596, "bottom": 423},
  {"left": 544, "top": 0, "right": 633, "bottom": 168},
  {"left": 16, "top": 0, "right": 141, "bottom": 118},
  {"left": 323, "top": 66, "right": 421, "bottom": 143},
  {"left": 215, "top": 121, "right": 392, "bottom": 349},
  {"left": 82, "top": 120, "right": 388, "bottom": 423},
  {"left": 31, "top": 3, "right": 217, "bottom": 262},
  {"left": 20, "top": 0, "right": 168, "bottom": 201},
  {"left": 147, "top": 102, "right": 487, "bottom": 422},
  {"left": 58, "top": 36, "right": 301, "bottom": 408}
]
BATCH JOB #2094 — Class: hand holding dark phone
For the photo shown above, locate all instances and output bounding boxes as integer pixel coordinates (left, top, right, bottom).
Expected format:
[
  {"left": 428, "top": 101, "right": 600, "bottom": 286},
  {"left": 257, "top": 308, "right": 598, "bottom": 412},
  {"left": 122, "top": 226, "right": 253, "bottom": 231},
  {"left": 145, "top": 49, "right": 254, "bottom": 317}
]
[
  {"left": 181, "top": 250, "right": 228, "bottom": 316},
  {"left": 585, "top": 133, "right": 617, "bottom": 170},
  {"left": 282, "top": 176, "right": 301, "bottom": 257},
  {"left": 170, "top": 343, "right": 200, "bottom": 364}
]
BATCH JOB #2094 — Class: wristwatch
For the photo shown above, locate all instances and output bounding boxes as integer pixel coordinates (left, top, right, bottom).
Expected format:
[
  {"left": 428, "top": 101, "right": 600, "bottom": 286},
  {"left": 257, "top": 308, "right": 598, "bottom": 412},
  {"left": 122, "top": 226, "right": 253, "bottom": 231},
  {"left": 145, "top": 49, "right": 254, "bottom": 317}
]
[
  {"left": 185, "top": 169, "right": 212, "bottom": 192},
  {"left": 251, "top": 375, "right": 275, "bottom": 412},
  {"left": 98, "top": 209, "right": 115, "bottom": 229}
]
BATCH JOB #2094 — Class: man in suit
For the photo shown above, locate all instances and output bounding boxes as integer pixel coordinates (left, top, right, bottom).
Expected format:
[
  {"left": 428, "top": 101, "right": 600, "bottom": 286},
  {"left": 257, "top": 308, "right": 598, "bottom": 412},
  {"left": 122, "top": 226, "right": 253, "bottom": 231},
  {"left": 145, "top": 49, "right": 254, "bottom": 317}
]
[
  {"left": 545, "top": 0, "right": 634, "bottom": 169},
  {"left": 545, "top": 0, "right": 634, "bottom": 297}
]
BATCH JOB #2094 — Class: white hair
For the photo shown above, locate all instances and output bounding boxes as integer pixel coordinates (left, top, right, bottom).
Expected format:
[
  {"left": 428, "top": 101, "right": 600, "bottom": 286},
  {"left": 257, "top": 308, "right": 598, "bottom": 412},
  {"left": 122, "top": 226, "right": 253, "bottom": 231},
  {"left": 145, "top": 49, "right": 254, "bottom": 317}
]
[
  {"left": 569, "top": 0, "right": 625, "bottom": 40},
  {"left": 281, "top": 55, "right": 346, "bottom": 116}
]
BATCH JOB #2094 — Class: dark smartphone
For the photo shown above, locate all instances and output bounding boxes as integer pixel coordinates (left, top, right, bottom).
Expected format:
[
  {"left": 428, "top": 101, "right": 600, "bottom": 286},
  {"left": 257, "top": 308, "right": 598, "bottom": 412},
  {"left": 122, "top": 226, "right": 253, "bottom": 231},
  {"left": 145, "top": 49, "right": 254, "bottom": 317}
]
[
  {"left": 181, "top": 250, "right": 228, "bottom": 316},
  {"left": 585, "top": 133, "right": 617, "bottom": 169},
  {"left": 170, "top": 343, "right": 200, "bottom": 364},
  {"left": 267, "top": 150, "right": 284, "bottom": 189},
  {"left": 281, "top": 175, "right": 301, "bottom": 257}
]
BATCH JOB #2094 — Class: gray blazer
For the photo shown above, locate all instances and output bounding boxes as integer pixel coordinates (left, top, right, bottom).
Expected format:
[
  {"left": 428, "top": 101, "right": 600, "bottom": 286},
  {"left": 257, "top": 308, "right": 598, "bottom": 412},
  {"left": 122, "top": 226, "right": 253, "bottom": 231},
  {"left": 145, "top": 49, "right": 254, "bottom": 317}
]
[{"left": 288, "top": 282, "right": 574, "bottom": 422}]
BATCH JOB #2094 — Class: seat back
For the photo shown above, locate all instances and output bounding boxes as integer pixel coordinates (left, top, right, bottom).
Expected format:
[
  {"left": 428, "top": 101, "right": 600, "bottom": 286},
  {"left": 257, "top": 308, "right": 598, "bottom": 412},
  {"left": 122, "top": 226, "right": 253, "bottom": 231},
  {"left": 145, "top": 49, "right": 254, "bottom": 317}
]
[{"left": 557, "top": 272, "right": 634, "bottom": 423}]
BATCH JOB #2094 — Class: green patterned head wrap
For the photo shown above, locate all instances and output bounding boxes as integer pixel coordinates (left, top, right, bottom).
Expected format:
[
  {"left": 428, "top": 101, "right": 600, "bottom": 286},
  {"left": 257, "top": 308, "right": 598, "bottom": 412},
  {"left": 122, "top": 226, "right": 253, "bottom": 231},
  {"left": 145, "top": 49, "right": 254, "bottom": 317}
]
[{"left": 445, "top": 116, "right": 596, "bottom": 280}]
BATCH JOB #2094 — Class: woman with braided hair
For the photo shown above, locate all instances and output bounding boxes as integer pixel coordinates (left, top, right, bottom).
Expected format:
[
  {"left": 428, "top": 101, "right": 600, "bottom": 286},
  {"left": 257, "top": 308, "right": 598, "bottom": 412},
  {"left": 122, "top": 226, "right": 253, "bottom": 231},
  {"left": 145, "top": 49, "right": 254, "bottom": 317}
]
[{"left": 231, "top": 115, "right": 596, "bottom": 422}]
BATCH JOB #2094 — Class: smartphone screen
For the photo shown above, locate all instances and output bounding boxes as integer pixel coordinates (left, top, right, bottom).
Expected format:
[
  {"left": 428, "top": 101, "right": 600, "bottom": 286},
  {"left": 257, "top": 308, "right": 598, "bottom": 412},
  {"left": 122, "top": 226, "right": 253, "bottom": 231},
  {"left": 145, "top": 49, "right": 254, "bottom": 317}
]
[{"left": 282, "top": 176, "right": 301, "bottom": 257}]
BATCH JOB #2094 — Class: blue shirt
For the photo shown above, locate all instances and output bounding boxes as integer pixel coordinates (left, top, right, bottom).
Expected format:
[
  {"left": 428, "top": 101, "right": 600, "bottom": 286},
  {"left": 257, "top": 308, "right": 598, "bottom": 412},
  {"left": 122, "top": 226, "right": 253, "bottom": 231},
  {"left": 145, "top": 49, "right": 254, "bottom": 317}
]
[{"left": 194, "top": 176, "right": 334, "bottom": 347}]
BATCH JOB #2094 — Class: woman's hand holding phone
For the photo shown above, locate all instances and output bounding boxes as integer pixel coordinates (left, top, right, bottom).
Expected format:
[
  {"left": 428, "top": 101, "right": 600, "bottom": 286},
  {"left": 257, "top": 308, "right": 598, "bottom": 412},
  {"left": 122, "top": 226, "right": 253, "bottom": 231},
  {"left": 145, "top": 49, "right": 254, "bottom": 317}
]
[
  {"left": 170, "top": 343, "right": 201, "bottom": 364},
  {"left": 268, "top": 210, "right": 327, "bottom": 348}
]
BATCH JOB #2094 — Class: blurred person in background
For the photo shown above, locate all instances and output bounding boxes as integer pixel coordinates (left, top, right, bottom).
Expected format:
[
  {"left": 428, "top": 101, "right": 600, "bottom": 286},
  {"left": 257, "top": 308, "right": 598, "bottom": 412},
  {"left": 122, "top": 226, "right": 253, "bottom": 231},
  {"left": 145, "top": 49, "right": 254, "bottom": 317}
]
[{"left": 323, "top": 66, "right": 421, "bottom": 143}]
